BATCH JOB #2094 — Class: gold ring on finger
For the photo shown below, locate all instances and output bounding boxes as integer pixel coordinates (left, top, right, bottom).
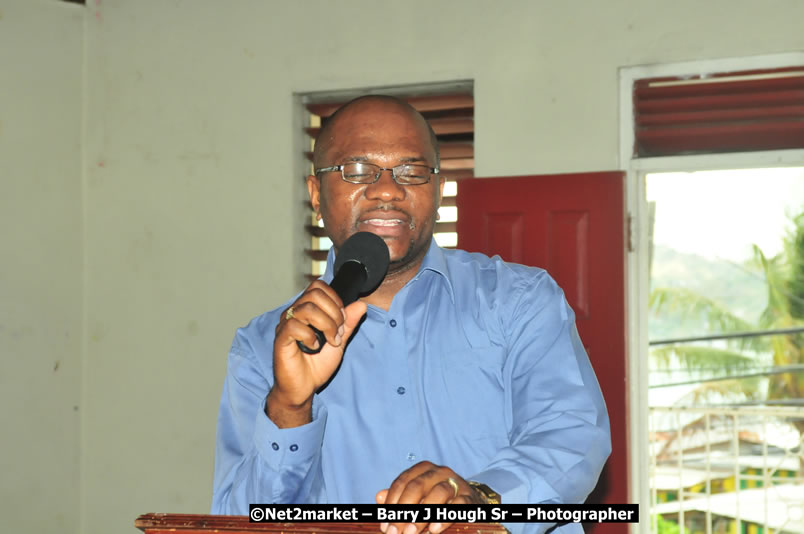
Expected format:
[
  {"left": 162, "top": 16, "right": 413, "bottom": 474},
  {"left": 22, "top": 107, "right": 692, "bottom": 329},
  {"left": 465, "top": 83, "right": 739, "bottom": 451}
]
[
  {"left": 446, "top": 477, "right": 459, "bottom": 499},
  {"left": 285, "top": 307, "right": 295, "bottom": 321}
]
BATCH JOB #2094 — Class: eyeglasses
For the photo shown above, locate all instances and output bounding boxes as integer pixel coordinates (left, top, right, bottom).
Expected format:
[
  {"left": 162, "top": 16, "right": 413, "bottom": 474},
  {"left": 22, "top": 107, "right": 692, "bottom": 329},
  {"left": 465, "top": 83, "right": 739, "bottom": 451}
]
[{"left": 315, "top": 162, "right": 439, "bottom": 185}]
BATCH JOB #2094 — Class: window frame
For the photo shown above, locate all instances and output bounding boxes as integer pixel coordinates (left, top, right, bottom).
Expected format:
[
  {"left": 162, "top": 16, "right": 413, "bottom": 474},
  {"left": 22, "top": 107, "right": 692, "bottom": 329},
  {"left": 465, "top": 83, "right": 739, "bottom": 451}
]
[{"left": 619, "top": 52, "right": 804, "bottom": 534}]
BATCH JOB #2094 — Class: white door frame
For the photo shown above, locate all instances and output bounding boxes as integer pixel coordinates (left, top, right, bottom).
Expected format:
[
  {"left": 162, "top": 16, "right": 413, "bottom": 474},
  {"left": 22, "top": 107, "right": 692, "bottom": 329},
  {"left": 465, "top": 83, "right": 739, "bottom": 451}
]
[{"left": 618, "top": 51, "right": 804, "bottom": 534}]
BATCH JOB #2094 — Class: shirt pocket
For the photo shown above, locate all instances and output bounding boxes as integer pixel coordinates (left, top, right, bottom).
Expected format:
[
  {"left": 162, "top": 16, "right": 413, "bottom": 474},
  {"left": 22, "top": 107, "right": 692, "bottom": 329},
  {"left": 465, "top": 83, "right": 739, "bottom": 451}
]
[{"left": 436, "top": 346, "right": 509, "bottom": 442}]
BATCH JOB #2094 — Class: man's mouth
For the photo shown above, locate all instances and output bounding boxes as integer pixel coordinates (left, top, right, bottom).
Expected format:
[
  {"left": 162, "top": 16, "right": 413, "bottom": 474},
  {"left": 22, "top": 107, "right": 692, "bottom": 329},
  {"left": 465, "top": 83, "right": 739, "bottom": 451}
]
[
  {"left": 357, "top": 212, "right": 415, "bottom": 236},
  {"left": 361, "top": 218, "right": 406, "bottom": 227}
]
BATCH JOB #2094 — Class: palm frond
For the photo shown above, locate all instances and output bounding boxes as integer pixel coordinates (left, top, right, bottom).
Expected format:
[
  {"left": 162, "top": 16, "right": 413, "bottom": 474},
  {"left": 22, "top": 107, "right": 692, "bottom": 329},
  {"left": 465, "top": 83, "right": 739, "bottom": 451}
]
[
  {"left": 650, "top": 287, "right": 768, "bottom": 351},
  {"left": 673, "top": 377, "right": 764, "bottom": 406},
  {"left": 751, "top": 245, "right": 793, "bottom": 327},
  {"left": 650, "top": 345, "right": 759, "bottom": 374},
  {"left": 785, "top": 211, "right": 804, "bottom": 320}
]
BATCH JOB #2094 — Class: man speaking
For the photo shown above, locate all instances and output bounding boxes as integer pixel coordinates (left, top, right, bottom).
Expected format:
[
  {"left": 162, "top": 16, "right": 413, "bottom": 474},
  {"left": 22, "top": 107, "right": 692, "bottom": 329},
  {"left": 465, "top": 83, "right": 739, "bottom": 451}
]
[{"left": 212, "top": 95, "right": 611, "bottom": 534}]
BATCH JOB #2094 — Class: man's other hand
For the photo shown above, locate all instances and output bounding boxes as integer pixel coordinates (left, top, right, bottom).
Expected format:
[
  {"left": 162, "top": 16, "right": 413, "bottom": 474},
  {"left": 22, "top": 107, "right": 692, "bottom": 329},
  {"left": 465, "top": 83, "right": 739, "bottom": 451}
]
[{"left": 376, "top": 461, "right": 485, "bottom": 534}]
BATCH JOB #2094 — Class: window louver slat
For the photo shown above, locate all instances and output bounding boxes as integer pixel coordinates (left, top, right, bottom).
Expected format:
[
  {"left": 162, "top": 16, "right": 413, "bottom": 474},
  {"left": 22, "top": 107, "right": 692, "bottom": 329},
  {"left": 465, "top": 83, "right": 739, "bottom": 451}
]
[
  {"left": 637, "top": 89, "right": 804, "bottom": 113},
  {"left": 637, "top": 105, "right": 804, "bottom": 126},
  {"left": 438, "top": 142, "right": 474, "bottom": 158},
  {"left": 439, "top": 158, "right": 474, "bottom": 170}
]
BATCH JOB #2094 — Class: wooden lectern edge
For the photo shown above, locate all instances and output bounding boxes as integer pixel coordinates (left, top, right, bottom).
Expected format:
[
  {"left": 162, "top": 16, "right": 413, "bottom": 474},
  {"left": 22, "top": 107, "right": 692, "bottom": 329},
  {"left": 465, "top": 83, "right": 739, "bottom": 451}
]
[{"left": 135, "top": 513, "right": 509, "bottom": 534}]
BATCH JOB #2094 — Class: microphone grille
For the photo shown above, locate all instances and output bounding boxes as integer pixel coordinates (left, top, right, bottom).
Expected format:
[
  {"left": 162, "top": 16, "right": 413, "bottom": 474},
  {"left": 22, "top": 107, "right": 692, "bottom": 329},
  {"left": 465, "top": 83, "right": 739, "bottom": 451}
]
[{"left": 334, "top": 232, "right": 390, "bottom": 293}]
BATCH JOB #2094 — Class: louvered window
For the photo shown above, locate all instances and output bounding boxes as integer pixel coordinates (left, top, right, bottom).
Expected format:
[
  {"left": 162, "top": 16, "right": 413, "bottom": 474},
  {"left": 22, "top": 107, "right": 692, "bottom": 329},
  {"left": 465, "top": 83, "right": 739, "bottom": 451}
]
[
  {"left": 634, "top": 66, "right": 804, "bottom": 157},
  {"left": 302, "top": 92, "right": 474, "bottom": 280}
]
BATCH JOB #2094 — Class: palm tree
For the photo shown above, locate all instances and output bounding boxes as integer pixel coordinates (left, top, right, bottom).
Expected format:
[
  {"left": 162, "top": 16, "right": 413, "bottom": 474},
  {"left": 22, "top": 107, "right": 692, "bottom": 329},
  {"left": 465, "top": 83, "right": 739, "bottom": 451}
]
[
  {"left": 761, "top": 212, "right": 804, "bottom": 407},
  {"left": 650, "top": 211, "right": 804, "bottom": 410}
]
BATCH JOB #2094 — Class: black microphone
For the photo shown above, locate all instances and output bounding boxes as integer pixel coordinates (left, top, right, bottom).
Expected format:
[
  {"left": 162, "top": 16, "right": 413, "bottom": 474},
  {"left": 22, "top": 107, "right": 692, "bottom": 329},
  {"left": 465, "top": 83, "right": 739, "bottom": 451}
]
[{"left": 297, "top": 232, "right": 390, "bottom": 355}]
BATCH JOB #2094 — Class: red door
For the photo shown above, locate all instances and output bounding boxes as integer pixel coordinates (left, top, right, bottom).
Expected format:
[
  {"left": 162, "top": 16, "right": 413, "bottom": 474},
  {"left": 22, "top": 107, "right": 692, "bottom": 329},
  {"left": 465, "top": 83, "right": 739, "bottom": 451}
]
[{"left": 456, "top": 172, "right": 627, "bottom": 532}]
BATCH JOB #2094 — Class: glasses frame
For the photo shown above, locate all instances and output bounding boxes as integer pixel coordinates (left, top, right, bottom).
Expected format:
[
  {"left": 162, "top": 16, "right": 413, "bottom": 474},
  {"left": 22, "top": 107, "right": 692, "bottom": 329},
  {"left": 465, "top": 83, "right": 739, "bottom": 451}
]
[{"left": 315, "top": 162, "right": 440, "bottom": 185}]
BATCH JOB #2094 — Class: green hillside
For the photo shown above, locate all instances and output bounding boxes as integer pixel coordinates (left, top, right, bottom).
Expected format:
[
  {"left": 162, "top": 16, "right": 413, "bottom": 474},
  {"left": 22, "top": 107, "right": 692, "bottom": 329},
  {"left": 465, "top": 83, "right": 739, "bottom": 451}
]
[{"left": 649, "top": 245, "right": 768, "bottom": 342}]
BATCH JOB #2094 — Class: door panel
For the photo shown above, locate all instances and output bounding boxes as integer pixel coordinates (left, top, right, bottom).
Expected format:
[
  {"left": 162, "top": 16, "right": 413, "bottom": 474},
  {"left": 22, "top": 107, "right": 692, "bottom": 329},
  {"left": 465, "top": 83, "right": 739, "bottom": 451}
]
[
  {"left": 483, "top": 212, "right": 525, "bottom": 262},
  {"left": 456, "top": 172, "right": 627, "bottom": 534},
  {"left": 548, "top": 210, "right": 591, "bottom": 317}
]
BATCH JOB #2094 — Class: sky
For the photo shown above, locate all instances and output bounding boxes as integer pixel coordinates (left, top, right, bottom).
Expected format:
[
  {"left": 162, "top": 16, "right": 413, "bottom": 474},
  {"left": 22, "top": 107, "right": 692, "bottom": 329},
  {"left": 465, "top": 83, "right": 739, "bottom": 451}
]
[{"left": 646, "top": 167, "right": 804, "bottom": 262}]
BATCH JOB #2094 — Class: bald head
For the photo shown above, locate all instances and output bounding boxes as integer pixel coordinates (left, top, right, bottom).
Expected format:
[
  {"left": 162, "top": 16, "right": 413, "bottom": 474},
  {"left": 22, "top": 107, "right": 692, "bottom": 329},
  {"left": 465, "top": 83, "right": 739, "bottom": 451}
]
[{"left": 313, "top": 95, "right": 440, "bottom": 169}]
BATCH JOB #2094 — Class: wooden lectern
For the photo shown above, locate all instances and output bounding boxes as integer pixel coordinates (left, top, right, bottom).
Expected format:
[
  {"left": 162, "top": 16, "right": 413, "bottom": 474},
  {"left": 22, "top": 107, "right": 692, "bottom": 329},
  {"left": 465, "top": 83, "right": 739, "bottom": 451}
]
[{"left": 135, "top": 514, "right": 508, "bottom": 534}]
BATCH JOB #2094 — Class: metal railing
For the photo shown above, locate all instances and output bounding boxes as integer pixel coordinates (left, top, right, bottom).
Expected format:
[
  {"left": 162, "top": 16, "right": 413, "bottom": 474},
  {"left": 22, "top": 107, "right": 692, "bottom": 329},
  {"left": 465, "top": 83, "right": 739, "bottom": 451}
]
[{"left": 650, "top": 406, "right": 804, "bottom": 534}]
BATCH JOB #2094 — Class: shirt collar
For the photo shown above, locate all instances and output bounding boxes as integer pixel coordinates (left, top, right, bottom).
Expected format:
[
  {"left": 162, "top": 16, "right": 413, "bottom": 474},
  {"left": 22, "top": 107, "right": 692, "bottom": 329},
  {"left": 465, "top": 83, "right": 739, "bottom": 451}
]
[{"left": 322, "top": 237, "right": 455, "bottom": 303}]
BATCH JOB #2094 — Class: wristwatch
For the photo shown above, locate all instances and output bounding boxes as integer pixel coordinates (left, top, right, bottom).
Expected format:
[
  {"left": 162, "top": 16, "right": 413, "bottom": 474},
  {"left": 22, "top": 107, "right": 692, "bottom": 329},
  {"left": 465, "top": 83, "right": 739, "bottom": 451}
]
[{"left": 467, "top": 481, "right": 501, "bottom": 504}]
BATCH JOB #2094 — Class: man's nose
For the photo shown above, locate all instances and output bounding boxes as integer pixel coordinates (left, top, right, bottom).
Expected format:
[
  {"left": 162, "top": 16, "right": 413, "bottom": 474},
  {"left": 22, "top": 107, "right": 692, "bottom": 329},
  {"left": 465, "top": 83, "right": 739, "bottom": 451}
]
[{"left": 364, "top": 169, "right": 405, "bottom": 201}]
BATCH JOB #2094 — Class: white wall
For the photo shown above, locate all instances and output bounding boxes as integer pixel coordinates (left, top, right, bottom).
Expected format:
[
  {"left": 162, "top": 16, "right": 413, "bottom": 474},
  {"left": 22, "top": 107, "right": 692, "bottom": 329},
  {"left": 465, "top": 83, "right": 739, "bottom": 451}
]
[
  {"left": 0, "top": 0, "right": 83, "bottom": 532},
  {"left": 83, "top": 3, "right": 804, "bottom": 531},
  {"left": 3, "top": 1, "right": 804, "bottom": 533}
]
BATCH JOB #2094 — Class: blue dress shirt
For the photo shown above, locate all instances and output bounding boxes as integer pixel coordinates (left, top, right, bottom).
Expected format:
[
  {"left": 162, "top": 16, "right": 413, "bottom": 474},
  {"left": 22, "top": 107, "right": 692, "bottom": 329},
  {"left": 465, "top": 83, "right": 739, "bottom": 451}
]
[{"left": 212, "top": 239, "right": 611, "bottom": 534}]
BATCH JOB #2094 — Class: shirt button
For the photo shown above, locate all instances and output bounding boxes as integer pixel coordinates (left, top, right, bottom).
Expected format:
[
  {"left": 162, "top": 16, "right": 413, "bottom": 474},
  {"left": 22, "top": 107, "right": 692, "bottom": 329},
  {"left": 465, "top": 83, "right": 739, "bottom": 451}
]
[
  {"left": 397, "top": 386, "right": 406, "bottom": 395},
  {"left": 271, "top": 442, "right": 279, "bottom": 451},
  {"left": 407, "top": 453, "right": 416, "bottom": 461},
  {"left": 389, "top": 319, "right": 397, "bottom": 327},
  {"left": 289, "top": 444, "right": 299, "bottom": 452}
]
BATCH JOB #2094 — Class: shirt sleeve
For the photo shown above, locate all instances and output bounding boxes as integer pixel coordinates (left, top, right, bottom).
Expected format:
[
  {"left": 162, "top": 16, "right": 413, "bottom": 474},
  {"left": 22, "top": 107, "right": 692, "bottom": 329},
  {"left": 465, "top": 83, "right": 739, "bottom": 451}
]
[
  {"left": 211, "top": 337, "right": 328, "bottom": 513},
  {"left": 469, "top": 274, "right": 612, "bottom": 534}
]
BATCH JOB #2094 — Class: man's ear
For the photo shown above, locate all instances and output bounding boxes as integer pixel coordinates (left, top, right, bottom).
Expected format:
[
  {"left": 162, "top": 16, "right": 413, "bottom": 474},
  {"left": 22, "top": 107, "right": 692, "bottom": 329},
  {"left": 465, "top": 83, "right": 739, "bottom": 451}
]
[
  {"left": 434, "top": 175, "right": 445, "bottom": 221},
  {"left": 307, "top": 174, "right": 322, "bottom": 220}
]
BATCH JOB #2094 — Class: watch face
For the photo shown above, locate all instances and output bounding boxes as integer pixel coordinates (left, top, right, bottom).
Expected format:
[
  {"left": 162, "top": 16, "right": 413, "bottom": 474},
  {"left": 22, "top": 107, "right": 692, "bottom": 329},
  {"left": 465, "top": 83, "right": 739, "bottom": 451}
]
[{"left": 469, "top": 481, "right": 501, "bottom": 504}]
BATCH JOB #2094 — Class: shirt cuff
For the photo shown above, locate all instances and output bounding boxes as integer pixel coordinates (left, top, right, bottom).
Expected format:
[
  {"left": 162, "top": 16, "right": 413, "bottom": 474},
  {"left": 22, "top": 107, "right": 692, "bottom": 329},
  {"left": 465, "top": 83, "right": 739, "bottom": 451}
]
[{"left": 253, "top": 396, "right": 327, "bottom": 471}]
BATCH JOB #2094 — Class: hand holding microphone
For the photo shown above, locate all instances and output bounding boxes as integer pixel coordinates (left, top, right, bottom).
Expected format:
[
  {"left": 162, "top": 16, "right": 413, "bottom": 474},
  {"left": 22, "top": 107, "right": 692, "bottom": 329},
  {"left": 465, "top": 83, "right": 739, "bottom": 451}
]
[
  {"left": 296, "top": 231, "right": 390, "bottom": 354},
  {"left": 267, "top": 232, "right": 389, "bottom": 427}
]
